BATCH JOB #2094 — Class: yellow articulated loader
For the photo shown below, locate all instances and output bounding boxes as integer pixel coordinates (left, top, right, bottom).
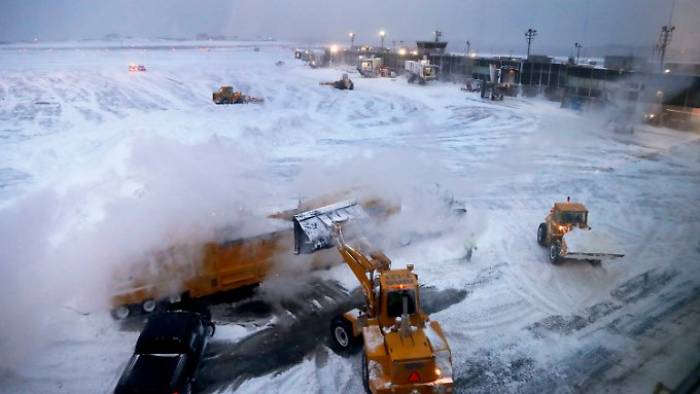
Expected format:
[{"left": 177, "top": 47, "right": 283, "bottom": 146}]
[
  {"left": 537, "top": 197, "right": 624, "bottom": 265},
  {"left": 212, "top": 86, "right": 264, "bottom": 104},
  {"left": 293, "top": 204, "right": 453, "bottom": 394}
]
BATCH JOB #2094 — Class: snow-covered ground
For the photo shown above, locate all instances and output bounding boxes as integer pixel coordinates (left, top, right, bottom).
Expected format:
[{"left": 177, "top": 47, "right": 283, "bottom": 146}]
[{"left": 1, "top": 40, "right": 699, "bottom": 393}]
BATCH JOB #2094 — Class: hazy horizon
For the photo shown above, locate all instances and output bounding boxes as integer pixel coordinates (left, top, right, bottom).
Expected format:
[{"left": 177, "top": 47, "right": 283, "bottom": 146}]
[{"left": 2, "top": 0, "right": 699, "bottom": 60}]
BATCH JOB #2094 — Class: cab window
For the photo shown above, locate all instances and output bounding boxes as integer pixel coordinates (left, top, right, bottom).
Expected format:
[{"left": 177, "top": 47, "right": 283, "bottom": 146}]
[
  {"left": 386, "top": 289, "right": 417, "bottom": 317},
  {"left": 556, "top": 211, "right": 586, "bottom": 224}
]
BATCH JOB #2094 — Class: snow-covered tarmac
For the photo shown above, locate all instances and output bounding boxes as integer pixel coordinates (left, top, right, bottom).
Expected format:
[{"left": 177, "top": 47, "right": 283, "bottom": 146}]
[{"left": 1, "top": 41, "right": 699, "bottom": 393}]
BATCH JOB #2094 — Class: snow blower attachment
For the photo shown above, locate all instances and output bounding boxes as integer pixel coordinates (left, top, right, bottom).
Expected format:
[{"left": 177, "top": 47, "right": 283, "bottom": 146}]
[
  {"left": 319, "top": 74, "right": 354, "bottom": 90},
  {"left": 537, "top": 198, "right": 624, "bottom": 265},
  {"left": 308, "top": 222, "right": 454, "bottom": 394},
  {"left": 212, "top": 86, "right": 264, "bottom": 104}
]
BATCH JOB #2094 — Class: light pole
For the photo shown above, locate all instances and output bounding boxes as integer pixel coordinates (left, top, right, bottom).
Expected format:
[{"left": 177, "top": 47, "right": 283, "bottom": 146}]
[
  {"left": 379, "top": 30, "right": 385, "bottom": 49},
  {"left": 465, "top": 40, "right": 471, "bottom": 55},
  {"left": 348, "top": 32, "right": 355, "bottom": 49},
  {"left": 574, "top": 42, "right": 583, "bottom": 63},
  {"left": 524, "top": 28, "right": 537, "bottom": 58},
  {"left": 658, "top": 25, "right": 675, "bottom": 71}
]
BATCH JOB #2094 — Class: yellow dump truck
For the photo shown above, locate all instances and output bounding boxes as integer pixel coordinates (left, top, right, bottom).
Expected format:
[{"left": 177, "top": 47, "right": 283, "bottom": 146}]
[
  {"left": 111, "top": 230, "right": 289, "bottom": 319},
  {"left": 110, "top": 198, "right": 396, "bottom": 319}
]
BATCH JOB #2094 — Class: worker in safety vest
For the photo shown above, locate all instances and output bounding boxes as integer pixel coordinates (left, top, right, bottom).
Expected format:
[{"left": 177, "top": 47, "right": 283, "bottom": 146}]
[{"left": 464, "top": 233, "right": 478, "bottom": 261}]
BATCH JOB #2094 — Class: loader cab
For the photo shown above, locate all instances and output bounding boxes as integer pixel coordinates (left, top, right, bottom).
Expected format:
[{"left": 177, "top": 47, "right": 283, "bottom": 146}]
[
  {"left": 552, "top": 202, "right": 588, "bottom": 228},
  {"left": 378, "top": 269, "right": 422, "bottom": 327},
  {"left": 219, "top": 86, "right": 234, "bottom": 95},
  {"left": 387, "top": 289, "right": 417, "bottom": 317},
  {"left": 555, "top": 210, "right": 587, "bottom": 225}
]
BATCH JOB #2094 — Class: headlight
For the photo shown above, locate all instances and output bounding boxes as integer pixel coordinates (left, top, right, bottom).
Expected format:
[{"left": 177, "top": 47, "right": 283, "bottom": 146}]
[{"left": 435, "top": 350, "right": 452, "bottom": 379}]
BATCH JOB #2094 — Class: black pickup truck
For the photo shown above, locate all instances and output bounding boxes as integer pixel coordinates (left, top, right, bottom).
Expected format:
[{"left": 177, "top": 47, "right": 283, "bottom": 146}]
[{"left": 114, "top": 310, "right": 215, "bottom": 394}]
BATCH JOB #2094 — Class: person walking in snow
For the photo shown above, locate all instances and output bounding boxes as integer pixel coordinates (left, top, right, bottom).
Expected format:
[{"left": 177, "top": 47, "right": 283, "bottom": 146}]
[{"left": 464, "top": 233, "right": 477, "bottom": 261}]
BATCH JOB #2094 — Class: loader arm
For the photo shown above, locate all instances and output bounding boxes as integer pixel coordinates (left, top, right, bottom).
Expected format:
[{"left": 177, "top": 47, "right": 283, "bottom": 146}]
[{"left": 334, "top": 228, "right": 390, "bottom": 317}]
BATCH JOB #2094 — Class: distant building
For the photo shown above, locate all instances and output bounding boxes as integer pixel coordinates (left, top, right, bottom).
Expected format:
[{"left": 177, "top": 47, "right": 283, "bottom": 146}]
[
  {"left": 527, "top": 54, "right": 552, "bottom": 63},
  {"left": 604, "top": 55, "right": 649, "bottom": 71},
  {"left": 416, "top": 41, "right": 447, "bottom": 56}
]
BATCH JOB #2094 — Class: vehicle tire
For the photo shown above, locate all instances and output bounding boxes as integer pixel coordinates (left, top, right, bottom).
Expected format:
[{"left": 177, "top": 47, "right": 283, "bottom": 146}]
[
  {"left": 549, "top": 241, "right": 562, "bottom": 264},
  {"left": 168, "top": 293, "right": 182, "bottom": 304},
  {"left": 537, "top": 223, "right": 547, "bottom": 246},
  {"left": 329, "top": 316, "right": 355, "bottom": 354},
  {"left": 111, "top": 305, "right": 131, "bottom": 320},
  {"left": 142, "top": 299, "right": 157, "bottom": 313},
  {"left": 361, "top": 351, "right": 371, "bottom": 394},
  {"left": 207, "top": 322, "right": 216, "bottom": 337}
]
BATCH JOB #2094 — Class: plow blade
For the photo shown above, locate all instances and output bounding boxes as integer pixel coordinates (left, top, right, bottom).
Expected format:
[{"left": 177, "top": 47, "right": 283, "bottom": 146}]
[
  {"left": 565, "top": 252, "right": 625, "bottom": 262},
  {"left": 293, "top": 200, "right": 369, "bottom": 254},
  {"left": 563, "top": 228, "right": 625, "bottom": 263},
  {"left": 243, "top": 96, "right": 264, "bottom": 103}
]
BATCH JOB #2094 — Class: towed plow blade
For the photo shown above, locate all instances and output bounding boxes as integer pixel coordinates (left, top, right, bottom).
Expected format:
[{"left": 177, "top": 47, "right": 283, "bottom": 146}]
[
  {"left": 562, "top": 228, "right": 625, "bottom": 264},
  {"left": 565, "top": 251, "right": 625, "bottom": 262}
]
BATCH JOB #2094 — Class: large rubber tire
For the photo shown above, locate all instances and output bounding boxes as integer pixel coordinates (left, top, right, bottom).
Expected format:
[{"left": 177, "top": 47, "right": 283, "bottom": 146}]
[
  {"left": 549, "top": 241, "right": 563, "bottom": 264},
  {"left": 142, "top": 299, "right": 157, "bottom": 314},
  {"left": 361, "top": 351, "right": 371, "bottom": 394},
  {"left": 111, "top": 305, "right": 131, "bottom": 320},
  {"left": 207, "top": 322, "right": 216, "bottom": 337},
  {"left": 329, "top": 316, "right": 356, "bottom": 354},
  {"left": 537, "top": 223, "right": 548, "bottom": 246}
]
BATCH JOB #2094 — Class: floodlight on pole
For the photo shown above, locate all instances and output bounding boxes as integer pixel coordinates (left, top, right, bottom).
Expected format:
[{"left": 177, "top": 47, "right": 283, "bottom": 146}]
[
  {"left": 348, "top": 32, "right": 355, "bottom": 49},
  {"left": 524, "top": 28, "right": 537, "bottom": 58},
  {"left": 658, "top": 25, "right": 675, "bottom": 71},
  {"left": 379, "top": 30, "right": 386, "bottom": 49}
]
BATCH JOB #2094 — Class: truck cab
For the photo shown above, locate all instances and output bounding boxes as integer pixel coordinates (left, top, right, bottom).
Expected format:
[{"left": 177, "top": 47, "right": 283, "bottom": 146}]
[
  {"left": 405, "top": 59, "right": 438, "bottom": 84},
  {"left": 547, "top": 202, "right": 589, "bottom": 239},
  {"left": 114, "top": 311, "right": 214, "bottom": 394}
]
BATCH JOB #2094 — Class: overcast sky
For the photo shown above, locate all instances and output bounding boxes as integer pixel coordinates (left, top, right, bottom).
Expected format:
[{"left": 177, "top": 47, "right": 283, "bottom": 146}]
[{"left": 1, "top": 0, "right": 698, "bottom": 57}]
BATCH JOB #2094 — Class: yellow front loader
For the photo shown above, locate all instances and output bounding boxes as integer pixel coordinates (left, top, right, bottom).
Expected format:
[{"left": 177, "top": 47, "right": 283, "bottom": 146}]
[{"left": 292, "top": 204, "right": 453, "bottom": 394}]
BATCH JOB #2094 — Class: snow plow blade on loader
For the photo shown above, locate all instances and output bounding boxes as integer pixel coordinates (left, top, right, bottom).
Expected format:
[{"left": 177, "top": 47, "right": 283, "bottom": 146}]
[
  {"left": 537, "top": 198, "right": 624, "bottom": 265},
  {"left": 292, "top": 199, "right": 369, "bottom": 254}
]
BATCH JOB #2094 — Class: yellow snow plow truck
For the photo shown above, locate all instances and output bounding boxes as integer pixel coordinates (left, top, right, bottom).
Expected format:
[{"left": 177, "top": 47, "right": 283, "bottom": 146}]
[
  {"left": 537, "top": 198, "right": 624, "bottom": 265},
  {"left": 294, "top": 204, "right": 453, "bottom": 394},
  {"left": 212, "top": 86, "right": 264, "bottom": 104}
]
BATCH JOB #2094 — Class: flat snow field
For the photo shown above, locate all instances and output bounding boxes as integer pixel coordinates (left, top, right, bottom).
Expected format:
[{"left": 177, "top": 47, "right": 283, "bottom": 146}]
[{"left": 1, "top": 41, "right": 700, "bottom": 394}]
